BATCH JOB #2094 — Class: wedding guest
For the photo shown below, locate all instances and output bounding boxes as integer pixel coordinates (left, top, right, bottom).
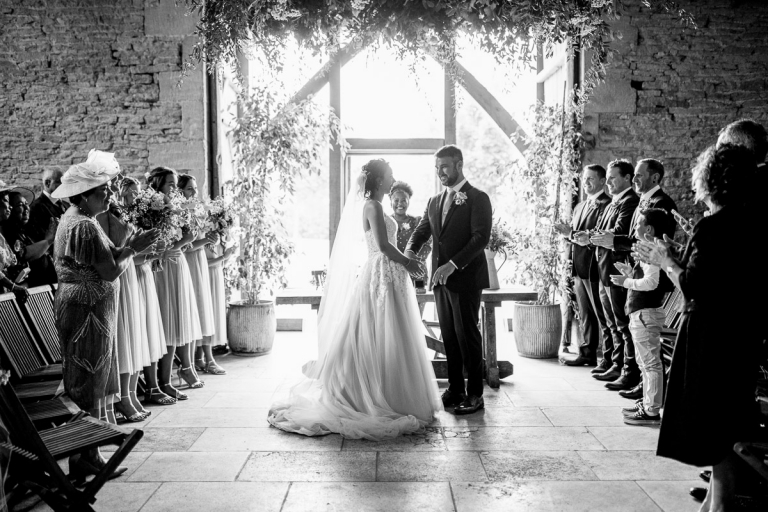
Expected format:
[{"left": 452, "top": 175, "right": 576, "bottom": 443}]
[
  {"left": 28, "top": 169, "right": 67, "bottom": 244},
  {"left": 98, "top": 180, "right": 152, "bottom": 422},
  {"left": 390, "top": 181, "right": 431, "bottom": 259},
  {"left": 716, "top": 118, "right": 767, "bottom": 170},
  {"left": 119, "top": 177, "right": 175, "bottom": 406},
  {"left": 589, "top": 160, "right": 640, "bottom": 392},
  {"left": 633, "top": 144, "right": 762, "bottom": 512},
  {"left": 177, "top": 174, "right": 225, "bottom": 375},
  {"left": 554, "top": 165, "right": 611, "bottom": 367},
  {"left": 148, "top": 166, "right": 204, "bottom": 399},
  {"left": 611, "top": 208, "right": 674, "bottom": 426},
  {"left": 206, "top": 241, "right": 236, "bottom": 358},
  {"left": 2, "top": 190, "right": 58, "bottom": 287},
  {"left": 0, "top": 185, "right": 29, "bottom": 302},
  {"left": 52, "top": 155, "right": 158, "bottom": 480}
]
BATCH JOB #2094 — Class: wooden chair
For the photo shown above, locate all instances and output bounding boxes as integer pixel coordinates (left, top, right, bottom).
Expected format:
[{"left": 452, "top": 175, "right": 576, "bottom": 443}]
[
  {"left": 20, "top": 284, "right": 62, "bottom": 364},
  {"left": 0, "top": 382, "right": 143, "bottom": 512}
]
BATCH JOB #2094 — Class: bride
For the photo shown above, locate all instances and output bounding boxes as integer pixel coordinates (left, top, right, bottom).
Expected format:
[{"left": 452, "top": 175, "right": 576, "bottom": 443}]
[{"left": 268, "top": 159, "right": 442, "bottom": 440}]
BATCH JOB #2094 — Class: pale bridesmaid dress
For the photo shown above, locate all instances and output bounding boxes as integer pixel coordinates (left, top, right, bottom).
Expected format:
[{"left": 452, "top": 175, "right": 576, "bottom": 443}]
[
  {"left": 135, "top": 259, "right": 167, "bottom": 362},
  {"left": 205, "top": 244, "right": 228, "bottom": 345},
  {"left": 185, "top": 244, "right": 215, "bottom": 344},
  {"left": 154, "top": 245, "right": 202, "bottom": 347}
]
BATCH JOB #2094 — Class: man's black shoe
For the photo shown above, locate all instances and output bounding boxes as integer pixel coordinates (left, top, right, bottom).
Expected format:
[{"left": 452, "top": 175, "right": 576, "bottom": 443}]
[
  {"left": 441, "top": 390, "right": 466, "bottom": 408},
  {"left": 593, "top": 365, "right": 621, "bottom": 381},
  {"left": 563, "top": 355, "right": 597, "bottom": 367},
  {"left": 454, "top": 396, "right": 484, "bottom": 415},
  {"left": 699, "top": 470, "right": 711, "bottom": 483},
  {"left": 619, "top": 383, "right": 643, "bottom": 400},
  {"left": 689, "top": 487, "right": 707, "bottom": 502},
  {"left": 590, "top": 359, "right": 611, "bottom": 374},
  {"left": 605, "top": 373, "right": 638, "bottom": 391}
]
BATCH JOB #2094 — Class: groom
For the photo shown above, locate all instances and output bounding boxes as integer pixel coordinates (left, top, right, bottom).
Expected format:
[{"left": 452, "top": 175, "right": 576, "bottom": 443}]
[{"left": 406, "top": 145, "right": 493, "bottom": 415}]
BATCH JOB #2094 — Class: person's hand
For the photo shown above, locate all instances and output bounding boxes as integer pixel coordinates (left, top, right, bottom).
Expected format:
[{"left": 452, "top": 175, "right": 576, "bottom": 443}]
[
  {"left": 223, "top": 244, "right": 238, "bottom": 259},
  {"left": 610, "top": 274, "right": 628, "bottom": 287},
  {"left": 405, "top": 258, "right": 425, "bottom": 278},
  {"left": 572, "top": 231, "right": 590, "bottom": 246},
  {"left": 432, "top": 262, "right": 456, "bottom": 286},
  {"left": 162, "top": 248, "right": 183, "bottom": 261},
  {"left": 404, "top": 249, "right": 417, "bottom": 260},
  {"left": 553, "top": 223, "right": 572, "bottom": 237},
  {"left": 129, "top": 229, "right": 161, "bottom": 254},
  {"left": 613, "top": 262, "right": 633, "bottom": 277},
  {"left": 206, "top": 231, "right": 220, "bottom": 245},
  {"left": 590, "top": 230, "right": 614, "bottom": 249},
  {"left": 12, "top": 284, "right": 29, "bottom": 304},
  {"left": 44, "top": 218, "right": 59, "bottom": 243},
  {"left": 658, "top": 233, "right": 683, "bottom": 251},
  {"left": 632, "top": 236, "right": 669, "bottom": 267}
]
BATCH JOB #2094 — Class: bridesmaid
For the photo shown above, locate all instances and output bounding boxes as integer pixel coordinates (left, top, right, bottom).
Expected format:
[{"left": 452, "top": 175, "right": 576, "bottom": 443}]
[
  {"left": 97, "top": 181, "right": 150, "bottom": 422},
  {"left": 147, "top": 166, "right": 204, "bottom": 400},
  {"left": 119, "top": 177, "right": 174, "bottom": 406},
  {"left": 177, "top": 174, "right": 226, "bottom": 375},
  {"left": 205, "top": 241, "right": 236, "bottom": 365}
]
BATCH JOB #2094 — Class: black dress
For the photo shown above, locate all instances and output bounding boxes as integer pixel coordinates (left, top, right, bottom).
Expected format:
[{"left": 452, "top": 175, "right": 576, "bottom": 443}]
[{"left": 657, "top": 205, "right": 762, "bottom": 466}]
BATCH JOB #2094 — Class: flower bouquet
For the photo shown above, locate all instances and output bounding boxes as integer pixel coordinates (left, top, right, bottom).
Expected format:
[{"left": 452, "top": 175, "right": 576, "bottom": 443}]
[
  {"left": 198, "top": 196, "right": 237, "bottom": 249},
  {"left": 121, "top": 189, "right": 190, "bottom": 271},
  {"left": 487, "top": 217, "right": 512, "bottom": 271}
]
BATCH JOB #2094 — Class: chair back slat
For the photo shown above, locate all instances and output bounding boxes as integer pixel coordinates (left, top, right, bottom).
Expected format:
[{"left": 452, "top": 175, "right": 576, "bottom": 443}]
[
  {"left": 0, "top": 292, "right": 48, "bottom": 377},
  {"left": 21, "top": 285, "right": 61, "bottom": 364}
]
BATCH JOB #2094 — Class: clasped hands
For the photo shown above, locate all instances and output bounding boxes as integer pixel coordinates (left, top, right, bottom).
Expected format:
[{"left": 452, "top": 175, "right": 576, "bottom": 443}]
[{"left": 552, "top": 223, "right": 595, "bottom": 247}]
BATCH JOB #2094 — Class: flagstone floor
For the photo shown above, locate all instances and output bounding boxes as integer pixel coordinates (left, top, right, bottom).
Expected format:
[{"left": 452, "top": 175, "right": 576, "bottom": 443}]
[{"left": 25, "top": 309, "right": 703, "bottom": 512}]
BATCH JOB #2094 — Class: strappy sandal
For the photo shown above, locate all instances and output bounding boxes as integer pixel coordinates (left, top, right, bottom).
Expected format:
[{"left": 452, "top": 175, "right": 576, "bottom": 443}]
[
  {"left": 204, "top": 361, "right": 227, "bottom": 375},
  {"left": 159, "top": 383, "right": 188, "bottom": 401},
  {"left": 178, "top": 367, "right": 205, "bottom": 389},
  {"left": 194, "top": 358, "right": 207, "bottom": 373},
  {"left": 130, "top": 390, "right": 151, "bottom": 417},
  {"left": 145, "top": 386, "right": 177, "bottom": 405},
  {"left": 114, "top": 396, "right": 147, "bottom": 423}
]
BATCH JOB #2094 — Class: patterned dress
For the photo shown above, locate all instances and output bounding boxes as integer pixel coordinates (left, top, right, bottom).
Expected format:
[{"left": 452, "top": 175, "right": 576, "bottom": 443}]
[
  {"left": 392, "top": 214, "right": 431, "bottom": 260},
  {"left": 54, "top": 208, "right": 119, "bottom": 410},
  {"left": 0, "top": 232, "right": 17, "bottom": 292}
]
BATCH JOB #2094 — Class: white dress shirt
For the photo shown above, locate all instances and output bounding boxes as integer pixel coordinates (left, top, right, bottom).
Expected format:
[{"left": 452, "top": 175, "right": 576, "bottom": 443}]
[
  {"left": 611, "top": 186, "right": 632, "bottom": 203},
  {"left": 622, "top": 261, "right": 660, "bottom": 291},
  {"left": 640, "top": 185, "right": 660, "bottom": 202}
]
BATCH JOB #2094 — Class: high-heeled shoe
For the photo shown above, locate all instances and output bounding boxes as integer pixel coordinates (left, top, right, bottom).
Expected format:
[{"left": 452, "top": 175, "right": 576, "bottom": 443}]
[
  {"left": 145, "top": 386, "right": 177, "bottom": 405},
  {"left": 160, "top": 382, "right": 188, "bottom": 401},
  {"left": 69, "top": 454, "right": 128, "bottom": 487},
  {"left": 178, "top": 366, "right": 205, "bottom": 389},
  {"left": 114, "top": 396, "right": 147, "bottom": 423},
  {"left": 130, "top": 390, "right": 151, "bottom": 417},
  {"left": 204, "top": 361, "right": 227, "bottom": 375}
]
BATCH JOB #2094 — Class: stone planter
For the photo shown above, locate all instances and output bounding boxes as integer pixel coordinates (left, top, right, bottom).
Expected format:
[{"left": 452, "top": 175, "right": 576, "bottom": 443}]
[
  {"left": 484, "top": 249, "right": 500, "bottom": 290},
  {"left": 512, "top": 302, "right": 562, "bottom": 359},
  {"left": 227, "top": 300, "right": 276, "bottom": 356}
]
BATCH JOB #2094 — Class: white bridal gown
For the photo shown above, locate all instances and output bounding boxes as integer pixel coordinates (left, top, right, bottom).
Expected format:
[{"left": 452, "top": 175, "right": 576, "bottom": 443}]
[{"left": 268, "top": 214, "right": 442, "bottom": 440}]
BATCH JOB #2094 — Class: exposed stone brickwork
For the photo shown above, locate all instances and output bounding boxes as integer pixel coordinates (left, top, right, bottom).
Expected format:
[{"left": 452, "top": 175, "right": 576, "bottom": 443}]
[
  {"left": 0, "top": 0, "right": 205, "bottom": 193},
  {"left": 585, "top": 0, "right": 768, "bottom": 221}
]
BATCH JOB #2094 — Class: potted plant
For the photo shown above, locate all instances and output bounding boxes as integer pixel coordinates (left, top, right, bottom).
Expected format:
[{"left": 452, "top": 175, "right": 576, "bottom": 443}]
[
  {"left": 225, "top": 82, "right": 344, "bottom": 356},
  {"left": 485, "top": 217, "right": 512, "bottom": 290},
  {"left": 505, "top": 101, "right": 582, "bottom": 358}
]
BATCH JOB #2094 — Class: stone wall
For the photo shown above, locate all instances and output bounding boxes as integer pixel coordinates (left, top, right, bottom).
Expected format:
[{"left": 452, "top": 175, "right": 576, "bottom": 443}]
[
  {"left": 584, "top": 0, "right": 768, "bottom": 220},
  {"left": 0, "top": 0, "right": 207, "bottom": 194}
]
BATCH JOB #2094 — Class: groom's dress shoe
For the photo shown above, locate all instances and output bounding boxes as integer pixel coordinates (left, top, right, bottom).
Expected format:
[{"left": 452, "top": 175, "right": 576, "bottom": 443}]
[
  {"left": 563, "top": 355, "right": 597, "bottom": 367},
  {"left": 619, "top": 382, "right": 643, "bottom": 400},
  {"left": 590, "top": 359, "right": 611, "bottom": 374},
  {"left": 593, "top": 365, "right": 621, "bottom": 381},
  {"left": 441, "top": 390, "right": 466, "bottom": 408},
  {"left": 605, "top": 373, "right": 638, "bottom": 391},
  {"left": 454, "top": 396, "right": 484, "bottom": 415}
]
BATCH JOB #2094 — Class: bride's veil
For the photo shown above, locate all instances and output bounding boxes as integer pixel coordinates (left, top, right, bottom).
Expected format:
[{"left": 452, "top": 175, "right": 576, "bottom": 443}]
[{"left": 306, "top": 173, "right": 367, "bottom": 379}]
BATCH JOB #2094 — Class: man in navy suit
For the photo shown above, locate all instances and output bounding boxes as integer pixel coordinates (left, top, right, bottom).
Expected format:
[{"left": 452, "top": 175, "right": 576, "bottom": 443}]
[
  {"left": 407, "top": 145, "right": 492, "bottom": 415},
  {"left": 28, "top": 169, "right": 67, "bottom": 243},
  {"left": 554, "top": 165, "right": 611, "bottom": 367},
  {"left": 589, "top": 160, "right": 640, "bottom": 389}
]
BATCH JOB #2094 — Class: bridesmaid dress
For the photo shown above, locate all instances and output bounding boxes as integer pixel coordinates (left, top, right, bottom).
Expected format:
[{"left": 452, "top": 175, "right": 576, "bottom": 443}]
[
  {"left": 205, "top": 245, "right": 228, "bottom": 345},
  {"left": 154, "top": 240, "right": 202, "bottom": 347},
  {"left": 185, "top": 244, "right": 215, "bottom": 344},
  {"left": 135, "top": 259, "right": 167, "bottom": 363}
]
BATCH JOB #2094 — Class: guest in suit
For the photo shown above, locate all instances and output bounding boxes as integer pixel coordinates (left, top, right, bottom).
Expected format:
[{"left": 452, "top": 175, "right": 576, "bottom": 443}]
[
  {"left": 28, "top": 169, "right": 67, "bottom": 243},
  {"left": 633, "top": 145, "right": 762, "bottom": 512},
  {"left": 407, "top": 145, "right": 492, "bottom": 415},
  {"left": 589, "top": 160, "right": 640, "bottom": 390},
  {"left": 554, "top": 165, "right": 611, "bottom": 367}
]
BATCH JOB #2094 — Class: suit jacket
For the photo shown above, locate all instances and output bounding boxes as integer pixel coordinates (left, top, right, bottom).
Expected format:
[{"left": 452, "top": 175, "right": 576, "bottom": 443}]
[
  {"left": 613, "top": 188, "right": 677, "bottom": 253},
  {"left": 568, "top": 192, "right": 610, "bottom": 280},
  {"left": 28, "top": 193, "right": 67, "bottom": 243},
  {"left": 592, "top": 189, "right": 639, "bottom": 286},
  {"left": 406, "top": 181, "right": 492, "bottom": 293}
]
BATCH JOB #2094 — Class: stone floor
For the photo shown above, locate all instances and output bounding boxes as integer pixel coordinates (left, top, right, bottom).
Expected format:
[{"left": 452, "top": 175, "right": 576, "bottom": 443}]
[{"left": 24, "top": 310, "right": 704, "bottom": 511}]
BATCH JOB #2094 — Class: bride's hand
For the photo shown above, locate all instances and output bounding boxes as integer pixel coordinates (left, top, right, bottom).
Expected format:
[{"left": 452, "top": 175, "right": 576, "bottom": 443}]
[{"left": 405, "top": 258, "right": 425, "bottom": 278}]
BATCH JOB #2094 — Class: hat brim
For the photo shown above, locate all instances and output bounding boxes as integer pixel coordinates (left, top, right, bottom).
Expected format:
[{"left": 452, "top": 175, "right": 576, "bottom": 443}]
[
  {"left": 10, "top": 187, "right": 35, "bottom": 203},
  {"left": 51, "top": 174, "right": 113, "bottom": 200}
]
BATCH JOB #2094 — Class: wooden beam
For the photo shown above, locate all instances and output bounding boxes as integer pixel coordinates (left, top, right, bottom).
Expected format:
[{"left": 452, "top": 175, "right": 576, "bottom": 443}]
[
  {"left": 346, "top": 138, "right": 445, "bottom": 153},
  {"left": 328, "top": 60, "right": 342, "bottom": 253},
  {"left": 288, "top": 43, "right": 366, "bottom": 105}
]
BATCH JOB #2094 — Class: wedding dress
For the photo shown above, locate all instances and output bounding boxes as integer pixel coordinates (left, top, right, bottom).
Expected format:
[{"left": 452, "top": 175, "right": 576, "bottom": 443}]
[{"left": 268, "top": 180, "right": 441, "bottom": 440}]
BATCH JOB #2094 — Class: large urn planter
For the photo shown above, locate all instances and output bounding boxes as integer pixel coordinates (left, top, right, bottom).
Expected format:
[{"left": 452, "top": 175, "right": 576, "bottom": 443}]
[
  {"left": 227, "top": 300, "right": 276, "bottom": 356},
  {"left": 512, "top": 302, "right": 562, "bottom": 359},
  {"left": 484, "top": 249, "right": 500, "bottom": 290}
]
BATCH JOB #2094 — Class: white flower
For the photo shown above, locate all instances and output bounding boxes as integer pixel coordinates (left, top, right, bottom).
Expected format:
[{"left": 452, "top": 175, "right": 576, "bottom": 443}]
[
  {"left": 454, "top": 191, "right": 468, "bottom": 205},
  {"left": 401, "top": 222, "right": 411, "bottom": 231}
]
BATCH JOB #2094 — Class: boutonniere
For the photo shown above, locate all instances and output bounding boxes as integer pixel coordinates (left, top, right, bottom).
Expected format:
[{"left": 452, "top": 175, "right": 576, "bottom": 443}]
[
  {"left": 401, "top": 222, "right": 411, "bottom": 231},
  {"left": 454, "top": 191, "right": 467, "bottom": 206}
]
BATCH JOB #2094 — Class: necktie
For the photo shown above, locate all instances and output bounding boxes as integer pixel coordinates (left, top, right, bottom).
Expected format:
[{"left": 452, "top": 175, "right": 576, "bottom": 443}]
[{"left": 442, "top": 189, "right": 455, "bottom": 225}]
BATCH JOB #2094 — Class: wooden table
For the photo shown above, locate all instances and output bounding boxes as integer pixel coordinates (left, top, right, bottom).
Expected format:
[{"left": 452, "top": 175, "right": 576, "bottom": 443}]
[{"left": 275, "top": 286, "right": 538, "bottom": 388}]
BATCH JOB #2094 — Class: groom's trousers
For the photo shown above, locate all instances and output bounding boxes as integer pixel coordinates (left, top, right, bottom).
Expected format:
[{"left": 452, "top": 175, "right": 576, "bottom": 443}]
[{"left": 434, "top": 285, "right": 484, "bottom": 397}]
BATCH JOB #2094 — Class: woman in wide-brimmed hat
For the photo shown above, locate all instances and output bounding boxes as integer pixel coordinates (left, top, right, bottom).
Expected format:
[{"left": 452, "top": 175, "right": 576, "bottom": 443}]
[{"left": 52, "top": 150, "right": 158, "bottom": 482}]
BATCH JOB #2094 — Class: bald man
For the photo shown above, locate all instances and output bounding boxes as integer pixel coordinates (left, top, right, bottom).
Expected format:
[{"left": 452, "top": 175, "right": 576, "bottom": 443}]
[{"left": 28, "top": 169, "right": 67, "bottom": 243}]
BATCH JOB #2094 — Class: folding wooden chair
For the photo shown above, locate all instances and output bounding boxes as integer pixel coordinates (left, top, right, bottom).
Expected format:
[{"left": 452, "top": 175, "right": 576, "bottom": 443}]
[
  {"left": 20, "top": 284, "right": 62, "bottom": 364},
  {"left": 0, "top": 382, "right": 143, "bottom": 512}
]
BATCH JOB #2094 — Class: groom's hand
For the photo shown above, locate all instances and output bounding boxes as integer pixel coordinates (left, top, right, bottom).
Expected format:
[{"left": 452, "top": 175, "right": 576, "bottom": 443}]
[{"left": 432, "top": 262, "right": 456, "bottom": 287}]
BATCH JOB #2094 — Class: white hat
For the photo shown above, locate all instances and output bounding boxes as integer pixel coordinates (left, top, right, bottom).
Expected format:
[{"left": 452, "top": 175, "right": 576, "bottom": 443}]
[{"left": 52, "top": 150, "right": 121, "bottom": 199}]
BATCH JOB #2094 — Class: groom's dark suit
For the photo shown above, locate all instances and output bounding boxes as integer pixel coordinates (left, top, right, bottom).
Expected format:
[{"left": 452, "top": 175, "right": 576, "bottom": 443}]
[{"left": 407, "top": 181, "right": 492, "bottom": 398}]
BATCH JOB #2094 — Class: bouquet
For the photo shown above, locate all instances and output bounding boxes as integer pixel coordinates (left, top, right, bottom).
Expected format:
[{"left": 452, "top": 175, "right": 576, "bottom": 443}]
[
  {"left": 122, "top": 189, "right": 191, "bottom": 270},
  {"left": 197, "top": 196, "right": 237, "bottom": 248}
]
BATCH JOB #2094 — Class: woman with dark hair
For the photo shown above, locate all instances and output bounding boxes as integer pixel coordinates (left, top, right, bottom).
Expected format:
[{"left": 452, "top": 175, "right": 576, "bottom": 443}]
[
  {"left": 633, "top": 144, "right": 762, "bottom": 512},
  {"left": 390, "top": 180, "right": 431, "bottom": 259},
  {"left": 0, "top": 184, "right": 29, "bottom": 301},
  {"left": 269, "top": 159, "right": 441, "bottom": 440},
  {"left": 147, "top": 166, "right": 205, "bottom": 399},
  {"left": 52, "top": 151, "right": 158, "bottom": 479}
]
